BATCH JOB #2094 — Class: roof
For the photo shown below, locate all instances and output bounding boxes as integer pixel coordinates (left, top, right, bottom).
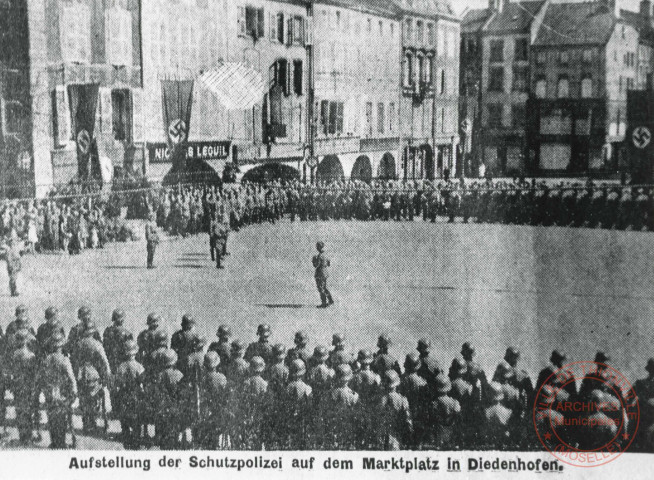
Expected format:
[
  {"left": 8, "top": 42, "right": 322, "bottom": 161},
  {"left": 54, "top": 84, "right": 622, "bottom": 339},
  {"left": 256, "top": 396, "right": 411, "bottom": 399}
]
[
  {"left": 393, "top": 0, "right": 457, "bottom": 19},
  {"left": 484, "top": 1, "right": 546, "bottom": 34},
  {"left": 533, "top": 2, "right": 617, "bottom": 46},
  {"left": 462, "top": 8, "right": 493, "bottom": 34},
  {"left": 621, "top": 8, "right": 654, "bottom": 44},
  {"left": 314, "top": 0, "right": 403, "bottom": 19}
]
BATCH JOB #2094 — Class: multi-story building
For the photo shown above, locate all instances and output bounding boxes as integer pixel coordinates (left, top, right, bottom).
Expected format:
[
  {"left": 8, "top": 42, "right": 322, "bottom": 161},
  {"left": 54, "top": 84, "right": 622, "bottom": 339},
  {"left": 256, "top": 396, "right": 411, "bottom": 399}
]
[
  {"left": 398, "top": 0, "right": 460, "bottom": 180},
  {"left": 310, "top": 0, "right": 402, "bottom": 182},
  {"left": 1, "top": 0, "right": 143, "bottom": 196},
  {"left": 526, "top": 0, "right": 651, "bottom": 174},
  {"left": 141, "top": 0, "right": 308, "bottom": 181}
]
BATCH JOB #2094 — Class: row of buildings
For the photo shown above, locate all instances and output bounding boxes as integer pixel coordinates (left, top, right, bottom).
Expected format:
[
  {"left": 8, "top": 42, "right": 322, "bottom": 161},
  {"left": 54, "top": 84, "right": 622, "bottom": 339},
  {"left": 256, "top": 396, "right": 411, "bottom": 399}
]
[
  {"left": 460, "top": 0, "right": 654, "bottom": 178},
  {"left": 0, "top": 0, "right": 461, "bottom": 197}
]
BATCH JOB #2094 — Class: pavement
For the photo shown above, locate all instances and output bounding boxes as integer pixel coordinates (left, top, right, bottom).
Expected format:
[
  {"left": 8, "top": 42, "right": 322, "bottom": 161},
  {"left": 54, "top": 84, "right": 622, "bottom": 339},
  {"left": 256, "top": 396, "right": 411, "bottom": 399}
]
[{"left": 0, "top": 218, "right": 652, "bottom": 448}]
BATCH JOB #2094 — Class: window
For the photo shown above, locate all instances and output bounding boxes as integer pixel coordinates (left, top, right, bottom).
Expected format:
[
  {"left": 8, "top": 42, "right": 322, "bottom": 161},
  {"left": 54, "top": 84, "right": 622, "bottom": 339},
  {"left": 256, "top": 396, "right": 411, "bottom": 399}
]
[
  {"left": 336, "top": 10, "right": 341, "bottom": 29},
  {"left": 487, "top": 104, "right": 503, "bottom": 128},
  {"left": 559, "top": 51, "right": 569, "bottom": 65},
  {"left": 583, "top": 49, "right": 593, "bottom": 63},
  {"left": 377, "top": 103, "right": 385, "bottom": 134},
  {"left": 489, "top": 40, "right": 504, "bottom": 62},
  {"left": 427, "top": 23, "right": 435, "bottom": 46},
  {"left": 61, "top": 3, "right": 92, "bottom": 63},
  {"left": 425, "top": 55, "right": 433, "bottom": 85},
  {"left": 557, "top": 76, "right": 569, "bottom": 98},
  {"left": 415, "top": 55, "right": 423, "bottom": 86},
  {"left": 512, "top": 105, "right": 526, "bottom": 129},
  {"left": 4, "top": 101, "right": 25, "bottom": 136},
  {"left": 512, "top": 65, "right": 528, "bottom": 92},
  {"left": 105, "top": 6, "right": 132, "bottom": 66},
  {"left": 293, "top": 60, "right": 303, "bottom": 95},
  {"left": 404, "top": 53, "right": 413, "bottom": 87},
  {"left": 270, "top": 12, "right": 284, "bottom": 43},
  {"left": 416, "top": 21, "right": 423, "bottom": 45},
  {"left": 365, "top": 102, "right": 373, "bottom": 136},
  {"left": 488, "top": 66, "right": 504, "bottom": 92},
  {"left": 536, "top": 50, "right": 546, "bottom": 65},
  {"left": 390, "top": 23, "right": 394, "bottom": 37},
  {"left": 293, "top": 16, "right": 305, "bottom": 45},
  {"left": 270, "top": 59, "right": 289, "bottom": 95},
  {"left": 379, "top": 21, "right": 383, "bottom": 36},
  {"left": 321, "top": 100, "right": 343, "bottom": 135},
  {"left": 535, "top": 77, "right": 547, "bottom": 98},
  {"left": 405, "top": 19, "right": 412, "bottom": 43},
  {"left": 514, "top": 38, "right": 528, "bottom": 62},
  {"left": 240, "top": 6, "right": 264, "bottom": 39},
  {"left": 389, "top": 102, "right": 395, "bottom": 132},
  {"left": 111, "top": 89, "right": 131, "bottom": 141},
  {"left": 581, "top": 76, "right": 593, "bottom": 98},
  {"left": 367, "top": 18, "right": 372, "bottom": 33},
  {"left": 440, "top": 69, "right": 446, "bottom": 94}
]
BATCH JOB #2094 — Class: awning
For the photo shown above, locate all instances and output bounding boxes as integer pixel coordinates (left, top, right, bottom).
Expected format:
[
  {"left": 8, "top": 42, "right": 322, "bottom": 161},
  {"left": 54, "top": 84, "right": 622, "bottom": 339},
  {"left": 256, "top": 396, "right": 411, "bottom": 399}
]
[{"left": 198, "top": 62, "right": 265, "bottom": 111}]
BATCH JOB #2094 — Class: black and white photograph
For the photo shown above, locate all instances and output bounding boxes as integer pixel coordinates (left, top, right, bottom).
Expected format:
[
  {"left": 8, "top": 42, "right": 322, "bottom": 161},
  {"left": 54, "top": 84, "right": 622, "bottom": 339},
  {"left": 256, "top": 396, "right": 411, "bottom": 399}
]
[{"left": 0, "top": 0, "right": 653, "bottom": 478}]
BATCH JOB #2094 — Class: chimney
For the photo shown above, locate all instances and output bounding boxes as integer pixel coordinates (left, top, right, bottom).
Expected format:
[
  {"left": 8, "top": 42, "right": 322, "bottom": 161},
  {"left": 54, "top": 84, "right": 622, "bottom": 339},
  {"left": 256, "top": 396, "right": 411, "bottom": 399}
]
[
  {"left": 641, "top": 0, "right": 652, "bottom": 19},
  {"left": 489, "top": 0, "right": 506, "bottom": 13},
  {"left": 608, "top": 0, "right": 621, "bottom": 17}
]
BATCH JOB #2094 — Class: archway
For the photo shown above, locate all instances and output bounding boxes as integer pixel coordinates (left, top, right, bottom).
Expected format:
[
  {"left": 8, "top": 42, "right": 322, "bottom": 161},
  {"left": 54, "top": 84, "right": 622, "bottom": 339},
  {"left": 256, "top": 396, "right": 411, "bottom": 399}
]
[
  {"left": 316, "top": 155, "right": 344, "bottom": 183},
  {"left": 242, "top": 163, "right": 300, "bottom": 184},
  {"left": 377, "top": 153, "right": 397, "bottom": 180},
  {"left": 162, "top": 144, "right": 221, "bottom": 186},
  {"left": 420, "top": 144, "right": 434, "bottom": 180},
  {"left": 351, "top": 155, "right": 372, "bottom": 183}
]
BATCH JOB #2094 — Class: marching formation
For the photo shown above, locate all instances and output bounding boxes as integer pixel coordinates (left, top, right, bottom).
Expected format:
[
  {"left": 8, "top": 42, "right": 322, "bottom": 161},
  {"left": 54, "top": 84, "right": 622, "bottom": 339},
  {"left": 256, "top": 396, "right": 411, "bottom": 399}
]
[{"left": 0, "top": 305, "right": 653, "bottom": 452}]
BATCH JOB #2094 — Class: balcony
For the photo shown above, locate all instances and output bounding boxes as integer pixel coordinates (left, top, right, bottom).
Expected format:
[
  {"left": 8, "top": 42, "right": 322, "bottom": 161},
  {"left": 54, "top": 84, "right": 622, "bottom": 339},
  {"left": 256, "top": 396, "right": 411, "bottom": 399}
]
[{"left": 314, "top": 135, "right": 360, "bottom": 156}]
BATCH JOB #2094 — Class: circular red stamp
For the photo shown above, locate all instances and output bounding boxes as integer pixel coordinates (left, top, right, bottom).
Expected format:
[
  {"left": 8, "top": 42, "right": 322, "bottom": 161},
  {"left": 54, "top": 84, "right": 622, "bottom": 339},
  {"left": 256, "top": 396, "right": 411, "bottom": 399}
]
[{"left": 533, "top": 361, "right": 640, "bottom": 468}]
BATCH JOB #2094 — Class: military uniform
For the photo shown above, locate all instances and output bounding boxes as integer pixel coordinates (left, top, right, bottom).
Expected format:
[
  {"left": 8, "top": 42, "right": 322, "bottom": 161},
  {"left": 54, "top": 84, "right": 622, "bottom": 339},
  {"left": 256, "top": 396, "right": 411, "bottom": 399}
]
[
  {"left": 36, "top": 307, "right": 65, "bottom": 358},
  {"left": 145, "top": 215, "right": 160, "bottom": 269},
  {"left": 195, "top": 353, "right": 228, "bottom": 449},
  {"left": 154, "top": 349, "right": 184, "bottom": 449},
  {"left": 373, "top": 371, "right": 413, "bottom": 450},
  {"left": 313, "top": 242, "right": 333, "bottom": 308},
  {"left": 371, "top": 335, "right": 402, "bottom": 376},
  {"left": 113, "top": 340, "right": 145, "bottom": 449},
  {"left": 480, "top": 382, "right": 513, "bottom": 450},
  {"left": 103, "top": 309, "right": 133, "bottom": 373},
  {"left": 171, "top": 315, "right": 199, "bottom": 367},
  {"left": 1, "top": 238, "right": 23, "bottom": 297},
  {"left": 208, "top": 325, "right": 232, "bottom": 372},
  {"left": 234, "top": 357, "right": 271, "bottom": 449},
  {"left": 281, "top": 360, "right": 313, "bottom": 449},
  {"left": 351, "top": 350, "right": 381, "bottom": 448},
  {"left": 324, "top": 365, "right": 359, "bottom": 449},
  {"left": 8, "top": 330, "right": 38, "bottom": 443},
  {"left": 286, "top": 331, "right": 311, "bottom": 368},
  {"left": 245, "top": 324, "right": 274, "bottom": 365},
  {"left": 428, "top": 374, "right": 462, "bottom": 449}
]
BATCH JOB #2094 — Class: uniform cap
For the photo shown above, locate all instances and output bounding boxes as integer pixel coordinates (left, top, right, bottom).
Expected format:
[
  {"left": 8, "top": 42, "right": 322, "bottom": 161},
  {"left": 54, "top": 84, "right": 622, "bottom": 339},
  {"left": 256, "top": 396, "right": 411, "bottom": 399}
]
[
  {"left": 332, "top": 333, "right": 345, "bottom": 346},
  {"left": 595, "top": 351, "right": 610, "bottom": 364},
  {"left": 488, "top": 382, "right": 504, "bottom": 401},
  {"left": 231, "top": 340, "right": 246, "bottom": 352},
  {"left": 162, "top": 349, "right": 178, "bottom": 368},
  {"left": 316, "top": 241, "right": 325, "bottom": 251},
  {"left": 550, "top": 350, "right": 567, "bottom": 363},
  {"left": 335, "top": 364, "right": 353, "bottom": 381},
  {"left": 451, "top": 356, "right": 467, "bottom": 376},
  {"left": 257, "top": 324, "right": 271, "bottom": 337},
  {"left": 417, "top": 338, "right": 431, "bottom": 352},
  {"left": 495, "top": 360, "right": 514, "bottom": 381},
  {"left": 383, "top": 370, "right": 401, "bottom": 388},
  {"left": 15, "top": 305, "right": 28, "bottom": 315},
  {"left": 45, "top": 306, "right": 58, "bottom": 320},
  {"left": 112, "top": 309, "right": 126, "bottom": 323},
  {"left": 313, "top": 345, "right": 329, "bottom": 361},
  {"left": 357, "top": 349, "right": 374, "bottom": 364},
  {"left": 123, "top": 339, "right": 139, "bottom": 356},
  {"left": 204, "top": 351, "right": 221, "bottom": 370},
  {"left": 435, "top": 373, "right": 452, "bottom": 394},
  {"left": 192, "top": 335, "right": 207, "bottom": 350},
  {"left": 272, "top": 343, "right": 287, "bottom": 358},
  {"left": 147, "top": 313, "right": 161, "bottom": 326},
  {"left": 461, "top": 342, "right": 475, "bottom": 355},
  {"left": 78, "top": 305, "right": 91, "bottom": 317},
  {"left": 289, "top": 359, "right": 306, "bottom": 376},
  {"left": 49, "top": 331, "right": 66, "bottom": 348},
  {"left": 377, "top": 334, "right": 391, "bottom": 348},
  {"left": 250, "top": 356, "right": 266, "bottom": 373},
  {"left": 404, "top": 353, "right": 421, "bottom": 371},
  {"left": 181, "top": 314, "right": 195, "bottom": 326},
  {"left": 217, "top": 325, "right": 232, "bottom": 337},
  {"left": 505, "top": 347, "right": 520, "bottom": 360},
  {"left": 294, "top": 331, "right": 308, "bottom": 344},
  {"left": 646, "top": 358, "right": 654, "bottom": 373},
  {"left": 154, "top": 329, "right": 169, "bottom": 347}
]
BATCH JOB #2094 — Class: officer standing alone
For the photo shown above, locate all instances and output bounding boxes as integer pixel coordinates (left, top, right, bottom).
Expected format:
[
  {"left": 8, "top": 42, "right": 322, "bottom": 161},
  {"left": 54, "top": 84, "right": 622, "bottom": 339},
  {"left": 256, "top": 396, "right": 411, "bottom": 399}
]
[
  {"left": 145, "top": 213, "right": 160, "bottom": 269},
  {"left": 312, "top": 241, "right": 333, "bottom": 308}
]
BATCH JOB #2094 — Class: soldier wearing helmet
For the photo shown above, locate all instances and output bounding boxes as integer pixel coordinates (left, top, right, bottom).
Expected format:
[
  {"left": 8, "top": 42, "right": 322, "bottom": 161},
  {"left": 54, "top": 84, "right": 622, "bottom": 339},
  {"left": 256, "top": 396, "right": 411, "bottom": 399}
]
[
  {"left": 371, "top": 334, "right": 402, "bottom": 376},
  {"left": 152, "top": 349, "right": 184, "bottom": 449},
  {"left": 7, "top": 329, "right": 38, "bottom": 443},
  {"left": 312, "top": 241, "right": 334, "bottom": 308},
  {"left": 35, "top": 331, "right": 77, "bottom": 449},
  {"left": 208, "top": 324, "right": 232, "bottom": 371},
  {"left": 286, "top": 331, "right": 311, "bottom": 368},
  {"left": 5, "top": 305, "right": 35, "bottom": 339},
  {"left": 400, "top": 353, "right": 428, "bottom": 448},
  {"left": 36, "top": 307, "right": 65, "bottom": 358},
  {"left": 103, "top": 308, "right": 134, "bottom": 373},
  {"left": 283, "top": 359, "right": 313, "bottom": 449},
  {"left": 351, "top": 349, "right": 381, "bottom": 448},
  {"left": 372, "top": 370, "right": 413, "bottom": 450},
  {"left": 136, "top": 313, "right": 164, "bottom": 368},
  {"left": 267, "top": 344, "right": 289, "bottom": 395},
  {"left": 327, "top": 333, "right": 351, "bottom": 368},
  {"left": 324, "top": 364, "right": 359, "bottom": 449},
  {"left": 234, "top": 356, "right": 270, "bottom": 449},
  {"left": 428, "top": 373, "right": 462, "bottom": 449},
  {"left": 195, "top": 352, "right": 228, "bottom": 449},
  {"left": 416, "top": 338, "right": 442, "bottom": 388},
  {"left": 67, "top": 306, "right": 100, "bottom": 354},
  {"left": 113, "top": 339, "right": 144, "bottom": 449},
  {"left": 245, "top": 324, "right": 273, "bottom": 365},
  {"left": 536, "top": 350, "right": 576, "bottom": 398},
  {"left": 171, "top": 314, "right": 199, "bottom": 366},
  {"left": 460, "top": 342, "right": 488, "bottom": 394}
]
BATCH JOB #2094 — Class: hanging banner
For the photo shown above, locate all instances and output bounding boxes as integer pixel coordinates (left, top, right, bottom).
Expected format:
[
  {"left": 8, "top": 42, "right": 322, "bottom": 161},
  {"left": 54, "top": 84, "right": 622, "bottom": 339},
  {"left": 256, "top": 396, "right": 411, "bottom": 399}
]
[
  {"left": 68, "top": 83, "right": 100, "bottom": 178},
  {"left": 161, "top": 80, "right": 194, "bottom": 149},
  {"left": 147, "top": 140, "right": 232, "bottom": 164}
]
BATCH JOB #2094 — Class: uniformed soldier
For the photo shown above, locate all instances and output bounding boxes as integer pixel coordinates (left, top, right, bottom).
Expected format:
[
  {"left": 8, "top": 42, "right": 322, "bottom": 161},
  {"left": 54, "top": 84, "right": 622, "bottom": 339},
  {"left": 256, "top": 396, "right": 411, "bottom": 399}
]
[
  {"left": 494, "top": 347, "right": 533, "bottom": 421},
  {"left": 286, "top": 331, "right": 311, "bottom": 368},
  {"left": 373, "top": 370, "right": 412, "bottom": 451},
  {"left": 399, "top": 353, "right": 428, "bottom": 449},
  {"left": 103, "top": 309, "right": 134, "bottom": 373},
  {"left": 371, "top": 334, "right": 402, "bottom": 376},
  {"left": 145, "top": 212, "right": 160, "bottom": 269},
  {"left": 208, "top": 325, "right": 232, "bottom": 371},
  {"left": 8, "top": 329, "right": 38, "bottom": 443},
  {"left": 267, "top": 344, "right": 289, "bottom": 395},
  {"left": 351, "top": 349, "right": 381, "bottom": 449},
  {"left": 480, "top": 382, "right": 513, "bottom": 450},
  {"left": 67, "top": 306, "right": 101, "bottom": 355},
  {"left": 137, "top": 313, "right": 164, "bottom": 370},
  {"left": 579, "top": 351, "right": 614, "bottom": 400},
  {"left": 35, "top": 331, "right": 77, "bottom": 449},
  {"left": 282, "top": 359, "right": 313, "bottom": 450},
  {"left": 460, "top": 342, "right": 487, "bottom": 400},
  {"left": 428, "top": 373, "right": 462, "bottom": 449},
  {"left": 225, "top": 340, "right": 249, "bottom": 387},
  {"left": 536, "top": 350, "right": 576, "bottom": 398},
  {"left": 312, "top": 241, "right": 334, "bottom": 308},
  {"left": 245, "top": 324, "right": 273, "bottom": 365},
  {"left": 5, "top": 304, "right": 36, "bottom": 339},
  {"left": 328, "top": 333, "right": 351, "bottom": 368},
  {"left": 416, "top": 338, "right": 442, "bottom": 389},
  {"left": 1, "top": 236, "right": 24, "bottom": 297},
  {"left": 153, "top": 349, "right": 184, "bottom": 449},
  {"left": 113, "top": 339, "right": 144, "bottom": 450},
  {"left": 179, "top": 335, "right": 206, "bottom": 448},
  {"left": 36, "top": 307, "right": 65, "bottom": 358},
  {"left": 449, "top": 356, "right": 479, "bottom": 447},
  {"left": 195, "top": 352, "right": 228, "bottom": 449},
  {"left": 210, "top": 215, "right": 229, "bottom": 269},
  {"left": 632, "top": 358, "right": 654, "bottom": 452},
  {"left": 171, "top": 314, "right": 199, "bottom": 367},
  {"left": 324, "top": 364, "right": 359, "bottom": 450},
  {"left": 235, "top": 357, "right": 271, "bottom": 449}
]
